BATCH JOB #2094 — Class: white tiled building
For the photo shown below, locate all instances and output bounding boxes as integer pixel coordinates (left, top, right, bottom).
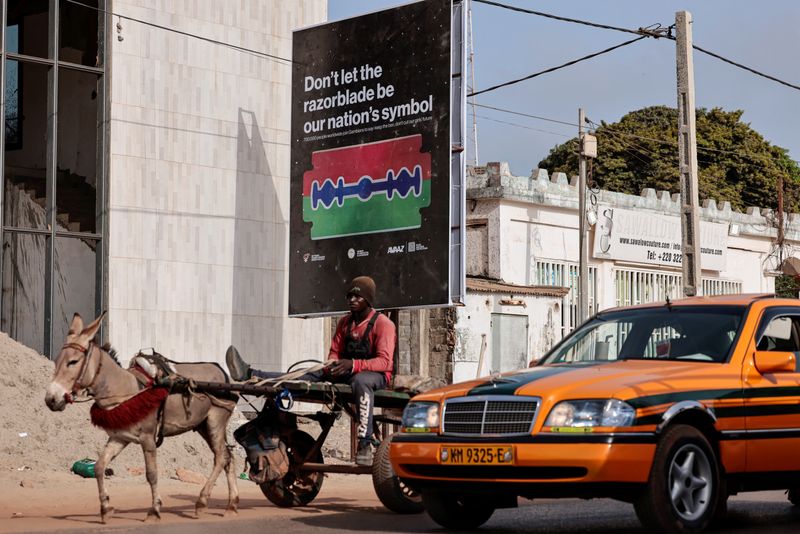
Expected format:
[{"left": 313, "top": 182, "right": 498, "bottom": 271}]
[{"left": 2, "top": 0, "right": 328, "bottom": 371}]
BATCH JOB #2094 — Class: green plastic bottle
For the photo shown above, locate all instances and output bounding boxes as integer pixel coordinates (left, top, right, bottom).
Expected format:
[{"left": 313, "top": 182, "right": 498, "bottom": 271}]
[{"left": 71, "top": 458, "right": 97, "bottom": 478}]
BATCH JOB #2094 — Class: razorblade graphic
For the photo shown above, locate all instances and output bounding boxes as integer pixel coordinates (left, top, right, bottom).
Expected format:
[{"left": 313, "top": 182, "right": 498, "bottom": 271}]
[{"left": 302, "top": 135, "right": 432, "bottom": 240}]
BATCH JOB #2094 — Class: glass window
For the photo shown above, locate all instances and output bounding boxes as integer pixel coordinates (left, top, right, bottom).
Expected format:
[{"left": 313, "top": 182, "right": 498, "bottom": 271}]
[
  {"left": 6, "top": 0, "right": 50, "bottom": 59},
  {"left": 543, "top": 306, "right": 745, "bottom": 364},
  {"left": 52, "top": 236, "right": 97, "bottom": 349},
  {"left": 4, "top": 60, "right": 50, "bottom": 229},
  {"left": 1, "top": 233, "right": 47, "bottom": 353},
  {"left": 59, "top": 0, "right": 100, "bottom": 67},
  {"left": 57, "top": 67, "right": 99, "bottom": 233}
]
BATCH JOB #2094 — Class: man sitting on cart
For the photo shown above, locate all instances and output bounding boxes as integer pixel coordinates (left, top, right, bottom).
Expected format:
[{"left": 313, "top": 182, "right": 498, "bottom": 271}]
[{"left": 227, "top": 275, "right": 395, "bottom": 466}]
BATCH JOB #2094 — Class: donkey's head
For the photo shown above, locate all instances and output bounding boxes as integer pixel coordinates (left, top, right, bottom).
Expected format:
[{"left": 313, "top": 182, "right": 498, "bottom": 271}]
[{"left": 45, "top": 313, "right": 105, "bottom": 411}]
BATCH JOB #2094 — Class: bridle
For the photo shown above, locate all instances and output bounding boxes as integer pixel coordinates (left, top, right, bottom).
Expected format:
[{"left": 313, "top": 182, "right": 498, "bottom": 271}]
[{"left": 61, "top": 341, "right": 102, "bottom": 403}]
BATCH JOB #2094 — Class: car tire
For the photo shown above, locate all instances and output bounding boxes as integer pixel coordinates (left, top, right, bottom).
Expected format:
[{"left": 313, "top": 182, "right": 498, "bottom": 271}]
[
  {"left": 421, "top": 490, "right": 495, "bottom": 530},
  {"left": 634, "top": 424, "right": 720, "bottom": 534},
  {"left": 788, "top": 488, "right": 800, "bottom": 506},
  {"left": 372, "top": 434, "right": 424, "bottom": 514}
]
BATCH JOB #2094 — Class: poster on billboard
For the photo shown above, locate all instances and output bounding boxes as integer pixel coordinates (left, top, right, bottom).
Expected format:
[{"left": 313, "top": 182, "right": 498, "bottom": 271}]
[
  {"left": 289, "top": 0, "right": 458, "bottom": 316},
  {"left": 592, "top": 206, "right": 728, "bottom": 271}
]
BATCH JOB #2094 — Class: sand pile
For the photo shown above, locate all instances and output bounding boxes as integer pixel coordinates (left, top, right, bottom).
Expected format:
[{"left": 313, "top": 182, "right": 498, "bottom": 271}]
[
  {"left": 0, "top": 332, "right": 248, "bottom": 479},
  {"left": 0, "top": 332, "right": 354, "bottom": 482}
]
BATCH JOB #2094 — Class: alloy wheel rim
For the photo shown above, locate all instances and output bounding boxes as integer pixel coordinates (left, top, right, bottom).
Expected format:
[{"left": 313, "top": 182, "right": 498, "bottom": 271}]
[{"left": 668, "top": 443, "right": 713, "bottom": 521}]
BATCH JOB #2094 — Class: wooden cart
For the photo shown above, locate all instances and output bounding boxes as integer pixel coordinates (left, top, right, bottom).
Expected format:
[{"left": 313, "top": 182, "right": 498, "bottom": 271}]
[{"left": 181, "top": 378, "right": 423, "bottom": 514}]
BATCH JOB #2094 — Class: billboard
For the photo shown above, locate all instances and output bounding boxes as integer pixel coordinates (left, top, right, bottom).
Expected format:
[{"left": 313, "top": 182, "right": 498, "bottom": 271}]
[
  {"left": 592, "top": 206, "right": 728, "bottom": 271},
  {"left": 289, "top": 0, "right": 461, "bottom": 315}
]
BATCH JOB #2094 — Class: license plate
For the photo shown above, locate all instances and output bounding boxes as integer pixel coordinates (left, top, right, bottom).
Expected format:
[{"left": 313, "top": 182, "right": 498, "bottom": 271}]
[{"left": 439, "top": 446, "right": 514, "bottom": 465}]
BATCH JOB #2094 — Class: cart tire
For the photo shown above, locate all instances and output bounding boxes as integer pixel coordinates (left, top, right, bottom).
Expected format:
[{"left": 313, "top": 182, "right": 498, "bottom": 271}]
[
  {"left": 421, "top": 490, "right": 495, "bottom": 529},
  {"left": 260, "top": 430, "right": 324, "bottom": 507},
  {"left": 372, "top": 434, "right": 423, "bottom": 514}
]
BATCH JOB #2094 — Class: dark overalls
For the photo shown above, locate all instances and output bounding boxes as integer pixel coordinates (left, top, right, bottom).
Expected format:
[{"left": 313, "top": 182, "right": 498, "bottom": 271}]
[{"left": 251, "top": 312, "right": 388, "bottom": 444}]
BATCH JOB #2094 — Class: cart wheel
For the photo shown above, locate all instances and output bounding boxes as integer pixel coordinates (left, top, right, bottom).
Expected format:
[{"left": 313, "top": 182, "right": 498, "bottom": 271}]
[
  {"left": 372, "top": 434, "right": 424, "bottom": 514},
  {"left": 261, "top": 430, "right": 324, "bottom": 507}
]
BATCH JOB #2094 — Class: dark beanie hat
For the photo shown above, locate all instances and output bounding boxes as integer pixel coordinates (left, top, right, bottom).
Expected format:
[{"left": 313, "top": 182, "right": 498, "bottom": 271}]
[{"left": 347, "top": 276, "right": 376, "bottom": 306}]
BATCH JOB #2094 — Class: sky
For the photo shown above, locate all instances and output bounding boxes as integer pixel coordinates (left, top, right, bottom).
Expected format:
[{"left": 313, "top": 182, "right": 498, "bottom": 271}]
[{"left": 327, "top": 0, "right": 799, "bottom": 176}]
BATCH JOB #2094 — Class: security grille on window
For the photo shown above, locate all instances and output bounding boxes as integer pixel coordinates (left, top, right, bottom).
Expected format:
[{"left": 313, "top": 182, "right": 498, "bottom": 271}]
[
  {"left": 535, "top": 260, "right": 597, "bottom": 335},
  {"left": 614, "top": 268, "right": 742, "bottom": 308}
]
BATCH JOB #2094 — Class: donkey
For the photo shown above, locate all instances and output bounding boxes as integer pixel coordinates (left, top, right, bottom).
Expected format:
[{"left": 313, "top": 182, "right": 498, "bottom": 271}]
[{"left": 44, "top": 313, "right": 239, "bottom": 523}]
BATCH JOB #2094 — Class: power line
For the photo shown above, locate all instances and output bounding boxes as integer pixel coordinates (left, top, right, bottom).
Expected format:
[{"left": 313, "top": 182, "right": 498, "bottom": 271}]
[
  {"left": 473, "top": 103, "right": 580, "bottom": 128},
  {"left": 65, "top": 0, "right": 296, "bottom": 65},
  {"left": 472, "top": 0, "right": 667, "bottom": 38},
  {"left": 475, "top": 0, "right": 800, "bottom": 94},
  {"left": 475, "top": 114, "right": 573, "bottom": 139},
  {"left": 468, "top": 35, "right": 646, "bottom": 98},
  {"left": 690, "top": 43, "right": 800, "bottom": 93},
  {"left": 586, "top": 119, "right": 800, "bottom": 166}
]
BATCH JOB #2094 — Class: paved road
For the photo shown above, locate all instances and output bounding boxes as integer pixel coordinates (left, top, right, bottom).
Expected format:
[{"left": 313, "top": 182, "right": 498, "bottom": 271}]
[{"left": 22, "top": 491, "right": 800, "bottom": 534}]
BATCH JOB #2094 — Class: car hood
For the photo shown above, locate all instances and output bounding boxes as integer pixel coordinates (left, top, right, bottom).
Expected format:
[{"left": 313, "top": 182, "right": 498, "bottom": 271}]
[{"left": 415, "top": 359, "right": 741, "bottom": 406}]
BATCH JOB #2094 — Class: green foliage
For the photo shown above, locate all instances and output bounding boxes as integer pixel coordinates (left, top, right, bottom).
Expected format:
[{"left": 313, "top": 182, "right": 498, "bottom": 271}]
[
  {"left": 775, "top": 274, "right": 800, "bottom": 298},
  {"left": 537, "top": 106, "right": 800, "bottom": 211}
]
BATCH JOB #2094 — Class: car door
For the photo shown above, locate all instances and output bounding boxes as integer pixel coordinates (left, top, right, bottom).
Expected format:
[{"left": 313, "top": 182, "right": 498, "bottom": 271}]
[{"left": 744, "top": 308, "right": 800, "bottom": 472}]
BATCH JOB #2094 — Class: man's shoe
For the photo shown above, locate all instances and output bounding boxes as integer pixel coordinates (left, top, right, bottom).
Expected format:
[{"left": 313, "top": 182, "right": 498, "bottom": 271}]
[
  {"left": 355, "top": 441, "right": 374, "bottom": 467},
  {"left": 226, "top": 345, "right": 251, "bottom": 381}
]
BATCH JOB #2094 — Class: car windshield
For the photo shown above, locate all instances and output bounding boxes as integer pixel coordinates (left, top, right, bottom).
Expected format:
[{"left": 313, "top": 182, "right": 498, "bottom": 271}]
[{"left": 541, "top": 305, "right": 746, "bottom": 364}]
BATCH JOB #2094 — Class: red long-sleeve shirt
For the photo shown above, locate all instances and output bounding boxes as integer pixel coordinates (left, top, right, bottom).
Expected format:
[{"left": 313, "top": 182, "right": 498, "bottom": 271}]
[{"left": 328, "top": 309, "right": 396, "bottom": 383}]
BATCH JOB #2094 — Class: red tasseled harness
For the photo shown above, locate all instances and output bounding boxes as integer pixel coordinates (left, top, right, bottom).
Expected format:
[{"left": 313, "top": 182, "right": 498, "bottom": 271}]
[
  {"left": 90, "top": 387, "right": 170, "bottom": 430},
  {"left": 89, "top": 362, "right": 170, "bottom": 430}
]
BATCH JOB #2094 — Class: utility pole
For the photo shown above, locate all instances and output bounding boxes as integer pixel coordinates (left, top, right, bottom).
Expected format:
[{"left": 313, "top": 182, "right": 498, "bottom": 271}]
[
  {"left": 777, "top": 177, "right": 785, "bottom": 264},
  {"left": 467, "top": 0, "right": 479, "bottom": 165},
  {"left": 676, "top": 11, "right": 701, "bottom": 297},
  {"left": 578, "top": 108, "right": 589, "bottom": 322}
]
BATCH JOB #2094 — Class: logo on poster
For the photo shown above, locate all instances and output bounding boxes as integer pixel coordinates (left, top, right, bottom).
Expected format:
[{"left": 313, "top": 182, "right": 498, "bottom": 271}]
[
  {"left": 302, "top": 135, "right": 432, "bottom": 240},
  {"left": 387, "top": 245, "right": 405, "bottom": 254}
]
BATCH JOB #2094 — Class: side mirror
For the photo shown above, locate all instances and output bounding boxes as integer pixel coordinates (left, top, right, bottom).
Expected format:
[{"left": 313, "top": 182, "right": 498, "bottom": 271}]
[
  {"left": 528, "top": 357, "right": 540, "bottom": 368},
  {"left": 754, "top": 350, "right": 796, "bottom": 374}
]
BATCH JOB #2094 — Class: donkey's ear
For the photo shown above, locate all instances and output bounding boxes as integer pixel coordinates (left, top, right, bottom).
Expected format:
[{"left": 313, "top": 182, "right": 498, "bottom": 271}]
[
  {"left": 80, "top": 312, "right": 106, "bottom": 341},
  {"left": 68, "top": 313, "right": 84, "bottom": 335}
]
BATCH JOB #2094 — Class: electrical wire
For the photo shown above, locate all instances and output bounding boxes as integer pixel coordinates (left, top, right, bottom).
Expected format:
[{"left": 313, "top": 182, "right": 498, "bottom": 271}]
[
  {"left": 472, "top": 0, "right": 664, "bottom": 38},
  {"left": 475, "top": 114, "right": 573, "bottom": 139},
  {"left": 468, "top": 35, "right": 647, "bottom": 97},
  {"left": 65, "top": 0, "right": 296, "bottom": 65},
  {"left": 475, "top": 0, "right": 800, "bottom": 94},
  {"left": 586, "top": 119, "right": 800, "bottom": 166},
  {"left": 689, "top": 44, "right": 800, "bottom": 93},
  {"left": 473, "top": 103, "right": 580, "bottom": 128}
]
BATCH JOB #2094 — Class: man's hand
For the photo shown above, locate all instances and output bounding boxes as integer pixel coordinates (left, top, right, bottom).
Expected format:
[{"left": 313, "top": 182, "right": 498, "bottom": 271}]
[{"left": 329, "top": 359, "right": 353, "bottom": 377}]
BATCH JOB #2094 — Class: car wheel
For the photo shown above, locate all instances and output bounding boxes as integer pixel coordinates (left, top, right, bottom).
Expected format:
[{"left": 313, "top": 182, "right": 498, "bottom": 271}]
[
  {"left": 372, "top": 434, "right": 424, "bottom": 514},
  {"left": 634, "top": 424, "right": 720, "bottom": 534},
  {"left": 422, "top": 490, "right": 495, "bottom": 530}
]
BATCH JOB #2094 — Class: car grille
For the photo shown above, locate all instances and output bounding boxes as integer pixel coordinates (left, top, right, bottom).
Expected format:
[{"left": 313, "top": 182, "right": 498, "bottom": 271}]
[{"left": 442, "top": 396, "right": 539, "bottom": 436}]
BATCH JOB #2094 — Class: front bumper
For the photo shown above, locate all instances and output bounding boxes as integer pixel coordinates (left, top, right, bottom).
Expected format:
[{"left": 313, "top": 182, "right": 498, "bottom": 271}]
[{"left": 390, "top": 432, "right": 656, "bottom": 493}]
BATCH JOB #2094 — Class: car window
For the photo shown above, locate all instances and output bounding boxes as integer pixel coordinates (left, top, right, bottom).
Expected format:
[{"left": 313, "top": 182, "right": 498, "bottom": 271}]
[
  {"left": 543, "top": 306, "right": 745, "bottom": 365},
  {"left": 757, "top": 316, "right": 800, "bottom": 352}
]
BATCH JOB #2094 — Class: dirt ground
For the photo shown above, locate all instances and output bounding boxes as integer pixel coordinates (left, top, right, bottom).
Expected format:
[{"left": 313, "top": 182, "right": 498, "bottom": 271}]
[
  {"left": 0, "top": 331, "right": 359, "bottom": 532},
  {"left": 0, "top": 470, "right": 375, "bottom": 533}
]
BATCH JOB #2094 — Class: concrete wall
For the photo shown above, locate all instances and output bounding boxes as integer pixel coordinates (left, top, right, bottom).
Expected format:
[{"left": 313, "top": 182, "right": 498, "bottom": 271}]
[
  {"left": 107, "top": 0, "right": 327, "bottom": 368},
  {"left": 453, "top": 292, "right": 561, "bottom": 384},
  {"left": 468, "top": 162, "right": 788, "bottom": 312}
]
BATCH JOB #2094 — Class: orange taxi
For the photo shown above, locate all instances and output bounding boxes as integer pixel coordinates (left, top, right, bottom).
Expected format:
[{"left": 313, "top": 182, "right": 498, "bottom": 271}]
[{"left": 391, "top": 294, "right": 800, "bottom": 533}]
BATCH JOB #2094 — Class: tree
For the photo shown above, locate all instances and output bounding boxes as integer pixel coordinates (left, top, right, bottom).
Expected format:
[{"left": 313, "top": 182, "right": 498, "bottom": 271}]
[{"left": 537, "top": 106, "right": 800, "bottom": 212}]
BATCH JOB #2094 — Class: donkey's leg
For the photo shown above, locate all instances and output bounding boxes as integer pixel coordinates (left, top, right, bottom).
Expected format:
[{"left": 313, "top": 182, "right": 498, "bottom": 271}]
[
  {"left": 141, "top": 437, "right": 162, "bottom": 522},
  {"left": 195, "top": 412, "right": 236, "bottom": 518},
  {"left": 96, "top": 437, "right": 128, "bottom": 524},
  {"left": 222, "top": 436, "right": 239, "bottom": 517}
]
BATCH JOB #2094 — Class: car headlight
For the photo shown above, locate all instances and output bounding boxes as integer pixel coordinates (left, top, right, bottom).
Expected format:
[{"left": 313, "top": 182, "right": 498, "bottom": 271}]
[
  {"left": 401, "top": 401, "right": 440, "bottom": 433},
  {"left": 544, "top": 399, "right": 636, "bottom": 428}
]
